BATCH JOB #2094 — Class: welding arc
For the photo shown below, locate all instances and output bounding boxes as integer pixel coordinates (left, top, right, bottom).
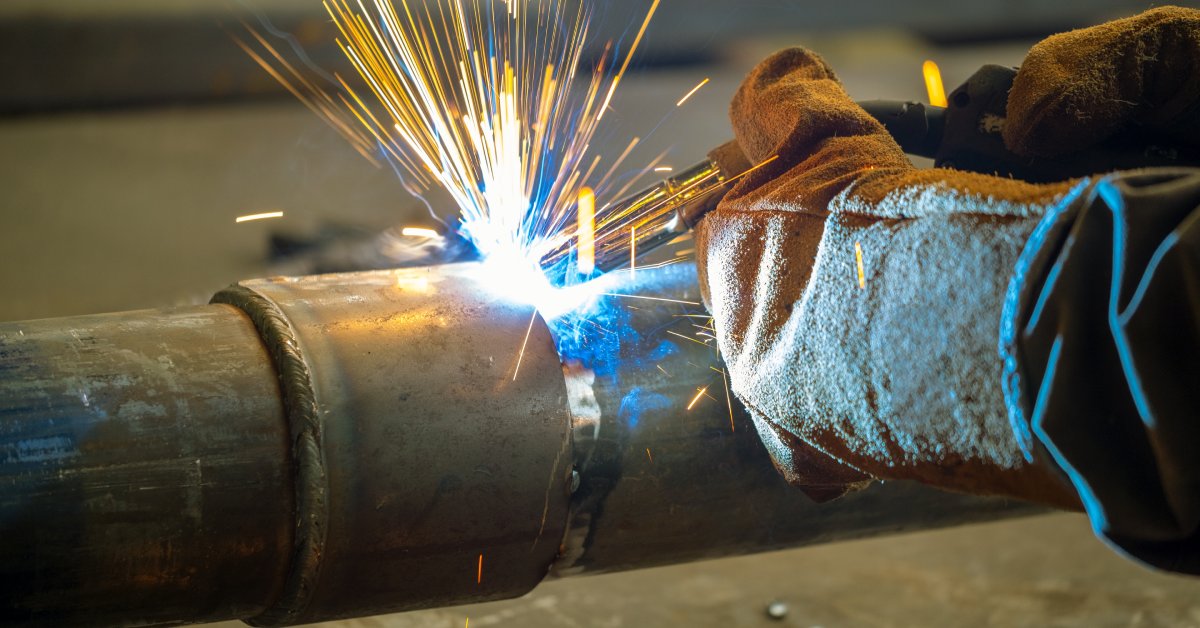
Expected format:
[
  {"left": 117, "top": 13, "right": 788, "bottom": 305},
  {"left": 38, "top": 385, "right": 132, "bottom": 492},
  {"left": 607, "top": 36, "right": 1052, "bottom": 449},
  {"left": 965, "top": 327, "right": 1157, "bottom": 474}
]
[{"left": 239, "top": 0, "right": 663, "bottom": 281}]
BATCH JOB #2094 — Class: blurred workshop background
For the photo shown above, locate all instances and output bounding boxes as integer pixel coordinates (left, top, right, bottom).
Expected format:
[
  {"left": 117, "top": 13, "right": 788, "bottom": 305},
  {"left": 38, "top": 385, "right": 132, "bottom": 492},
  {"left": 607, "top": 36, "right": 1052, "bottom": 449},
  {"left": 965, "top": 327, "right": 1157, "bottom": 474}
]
[{"left": 2, "top": 1, "right": 1199, "bottom": 626}]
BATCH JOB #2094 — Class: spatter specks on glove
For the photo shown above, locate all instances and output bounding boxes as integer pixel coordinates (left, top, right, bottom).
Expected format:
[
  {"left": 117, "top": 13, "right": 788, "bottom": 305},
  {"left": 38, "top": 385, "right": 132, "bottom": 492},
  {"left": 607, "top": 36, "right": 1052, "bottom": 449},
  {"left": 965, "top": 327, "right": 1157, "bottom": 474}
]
[{"left": 697, "top": 46, "right": 1082, "bottom": 508}]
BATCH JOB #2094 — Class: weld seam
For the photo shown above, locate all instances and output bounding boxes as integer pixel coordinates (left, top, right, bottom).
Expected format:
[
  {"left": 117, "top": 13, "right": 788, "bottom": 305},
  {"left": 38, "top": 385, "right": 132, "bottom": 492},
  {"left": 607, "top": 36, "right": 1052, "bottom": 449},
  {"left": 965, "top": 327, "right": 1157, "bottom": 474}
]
[{"left": 212, "top": 285, "right": 327, "bottom": 627}]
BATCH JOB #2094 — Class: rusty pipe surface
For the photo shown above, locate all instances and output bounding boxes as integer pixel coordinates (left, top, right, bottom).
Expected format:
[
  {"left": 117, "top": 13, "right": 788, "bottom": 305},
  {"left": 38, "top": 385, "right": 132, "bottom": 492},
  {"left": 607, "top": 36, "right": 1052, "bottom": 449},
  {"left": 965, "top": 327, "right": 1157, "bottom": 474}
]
[
  {"left": 0, "top": 305, "right": 294, "bottom": 626},
  {"left": 1, "top": 264, "right": 573, "bottom": 626},
  {"left": 0, "top": 262, "right": 1043, "bottom": 626}
]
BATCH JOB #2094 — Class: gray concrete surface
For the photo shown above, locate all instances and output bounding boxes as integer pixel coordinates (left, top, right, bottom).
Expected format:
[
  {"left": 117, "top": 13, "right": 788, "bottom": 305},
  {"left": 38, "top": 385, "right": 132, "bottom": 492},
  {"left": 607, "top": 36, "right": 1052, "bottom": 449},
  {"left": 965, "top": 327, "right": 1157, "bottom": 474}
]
[
  {"left": 3, "top": 0, "right": 1188, "bottom": 113},
  {"left": 204, "top": 515, "right": 1200, "bottom": 627},
  {"left": 1, "top": 13, "right": 1197, "bottom": 627}
]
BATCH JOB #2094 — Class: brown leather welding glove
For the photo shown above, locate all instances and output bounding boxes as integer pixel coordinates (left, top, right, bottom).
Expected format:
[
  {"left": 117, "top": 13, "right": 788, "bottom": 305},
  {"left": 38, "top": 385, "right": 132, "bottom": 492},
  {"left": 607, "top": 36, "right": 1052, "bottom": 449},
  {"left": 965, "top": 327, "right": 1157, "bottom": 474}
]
[
  {"left": 996, "top": 7, "right": 1200, "bottom": 574},
  {"left": 697, "top": 5, "right": 1200, "bottom": 568},
  {"left": 1005, "top": 6, "right": 1200, "bottom": 158},
  {"left": 696, "top": 45, "right": 1081, "bottom": 509},
  {"left": 699, "top": 5, "right": 1200, "bottom": 511}
]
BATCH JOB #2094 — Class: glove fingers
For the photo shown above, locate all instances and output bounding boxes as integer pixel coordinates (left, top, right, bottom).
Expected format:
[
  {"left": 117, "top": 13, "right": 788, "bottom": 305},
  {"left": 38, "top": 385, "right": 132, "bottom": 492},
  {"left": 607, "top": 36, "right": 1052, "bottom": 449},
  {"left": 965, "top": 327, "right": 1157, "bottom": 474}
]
[
  {"left": 729, "top": 48, "right": 913, "bottom": 175},
  {"left": 1005, "top": 6, "right": 1200, "bottom": 158},
  {"left": 699, "top": 47, "right": 895, "bottom": 338}
]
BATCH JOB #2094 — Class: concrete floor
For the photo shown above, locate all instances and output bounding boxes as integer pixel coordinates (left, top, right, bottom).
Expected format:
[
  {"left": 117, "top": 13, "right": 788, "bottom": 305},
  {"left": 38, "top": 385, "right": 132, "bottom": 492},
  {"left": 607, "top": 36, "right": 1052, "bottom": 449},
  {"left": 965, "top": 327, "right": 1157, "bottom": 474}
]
[
  {"left": 204, "top": 515, "right": 1200, "bottom": 627},
  {"left": 1, "top": 21, "right": 1197, "bottom": 628}
]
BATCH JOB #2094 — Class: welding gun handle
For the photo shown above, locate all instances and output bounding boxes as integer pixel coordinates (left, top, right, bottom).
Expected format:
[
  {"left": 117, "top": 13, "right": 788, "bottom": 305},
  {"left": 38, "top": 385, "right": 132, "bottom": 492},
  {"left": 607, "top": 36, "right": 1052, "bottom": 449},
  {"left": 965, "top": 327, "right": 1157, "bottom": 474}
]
[
  {"left": 861, "top": 64, "right": 1200, "bottom": 183},
  {"left": 857, "top": 99, "right": 946, "bottom": 159}
]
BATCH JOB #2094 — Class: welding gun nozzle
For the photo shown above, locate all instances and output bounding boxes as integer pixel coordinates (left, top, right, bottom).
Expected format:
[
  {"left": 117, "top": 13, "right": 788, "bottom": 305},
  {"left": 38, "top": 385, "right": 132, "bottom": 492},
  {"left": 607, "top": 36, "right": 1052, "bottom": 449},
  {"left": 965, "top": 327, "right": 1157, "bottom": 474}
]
[
  {"left": 591, "top": 158, "right": 729, "bottom": 273},
  {"left": 540, "top": 140, "right": 750, "bottom": 278}
]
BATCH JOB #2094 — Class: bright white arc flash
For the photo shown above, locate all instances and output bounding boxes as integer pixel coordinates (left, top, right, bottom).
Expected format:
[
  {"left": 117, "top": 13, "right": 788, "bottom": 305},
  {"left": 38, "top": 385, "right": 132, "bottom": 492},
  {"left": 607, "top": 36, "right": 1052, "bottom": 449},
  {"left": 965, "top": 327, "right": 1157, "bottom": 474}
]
[
  {"left": 326, "top": 0, "right": 657, "bottom": 284},
  {"left": 242, "top": 0, "right": 660, "bottom": 313},
  {"left": 472, "top": 248, "right": 615, "bottom": 320}
]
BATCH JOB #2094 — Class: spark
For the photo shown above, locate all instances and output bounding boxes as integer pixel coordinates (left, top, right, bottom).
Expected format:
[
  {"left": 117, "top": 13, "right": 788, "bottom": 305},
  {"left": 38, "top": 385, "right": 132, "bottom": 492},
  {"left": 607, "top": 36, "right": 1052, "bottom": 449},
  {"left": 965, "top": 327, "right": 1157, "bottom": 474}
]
[
  {"left": 653, "top": 166, "right": 673, "bottom": 172},
  {"left": 576, "top": 187, "right": 596, "bottom": 275},
  {"left": 723, "top": 369, "right": 735, "bottom": 432},
  {"left": 477, "top": 553, "right": 483, "bottom": 584},
  {"left": 401, "top": 226, "right": 439, "bottom": 238},
  {"left": 581, "top": 317, "right": 612, "bottom": 335},
  {"left": 645, "top": 448, "right": 654, "bottom": 463},
  {"left": 676, "top": 77, "right": 710, "bottom": 107},
  {"left": 716, "top": 368, "right": 736, "bottom": 431},
  {"left": 656, "top": 364, "right": 670, "bottom": 377},
  {"left": 242, "top": 0, "right": 662, "bottom": 304},
  {"left": 855, "top": 241, "right": 866, "bottom": 289},
  {"left": 687, "top": 386, "right": 709, "bottom": 411},
  {"left": 667, "top": 330, "right": 711, "bottom": 347},
  {"left": 599, "top": 0, "right": 661, "bottom": 117},
  {"left": 602, "top": 293, "right": 700, "bottom": 306},
  {"left": 627, "top": 258, "right": 684, "bottom": 272},
  {"left": 629, "top": 226, "right": 637, "bottom": 280},
  {"left": 235, "top": 211, "right": 284, "bottom": 223},
  {"left": 592, "top": 137, "right": 642, "bottom": 202},
  {"left": 923, "top": 60, "right": 948, "bottom": 108},
  {"left": 512, "top": 308, "right": 539, "bottom": 381}
]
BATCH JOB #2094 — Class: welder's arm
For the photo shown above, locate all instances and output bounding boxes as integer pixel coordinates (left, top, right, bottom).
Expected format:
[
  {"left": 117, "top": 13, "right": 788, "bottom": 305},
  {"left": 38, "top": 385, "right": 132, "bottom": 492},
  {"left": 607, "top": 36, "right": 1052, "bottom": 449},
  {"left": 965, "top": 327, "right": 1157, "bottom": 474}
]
[
  {"left": 696, "top": 45, "right": 1080, "bottom": 509},
  {"left": 1002, "top": 168, "right": 1200, "bottom": 574},
  {"left": 697, "top": 5, "right": 1200, "bottom": 572}
]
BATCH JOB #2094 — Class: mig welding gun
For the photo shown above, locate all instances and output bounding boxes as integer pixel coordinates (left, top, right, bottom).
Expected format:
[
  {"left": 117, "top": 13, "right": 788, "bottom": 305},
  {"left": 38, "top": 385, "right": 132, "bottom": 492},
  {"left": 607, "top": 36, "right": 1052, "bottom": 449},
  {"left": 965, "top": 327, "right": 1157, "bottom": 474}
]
[{"left": 580, "top": 64, "right": 1200, "bottom": 273}]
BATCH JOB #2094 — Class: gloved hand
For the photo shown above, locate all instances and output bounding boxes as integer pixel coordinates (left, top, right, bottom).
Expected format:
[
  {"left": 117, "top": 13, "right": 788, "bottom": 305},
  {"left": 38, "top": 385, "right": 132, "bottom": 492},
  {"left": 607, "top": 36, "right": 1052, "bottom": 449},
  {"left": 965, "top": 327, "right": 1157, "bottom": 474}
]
[
  {"left": 1004, "top": 7, "right": 1200, "bottom": 158},
  {"left": 697, "top": 6, "right": 1200, "bottom": 512}
]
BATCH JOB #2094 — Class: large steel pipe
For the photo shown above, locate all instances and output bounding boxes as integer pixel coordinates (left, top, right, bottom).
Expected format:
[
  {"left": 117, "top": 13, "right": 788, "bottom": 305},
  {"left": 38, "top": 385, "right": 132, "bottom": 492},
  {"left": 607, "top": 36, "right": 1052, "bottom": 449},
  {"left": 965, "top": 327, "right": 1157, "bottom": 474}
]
[
  {"left": 0, "top": 306, "right": 293, "bottom": 625},
  {"left": 0, "top": 262, "right": 1043, "bottom": 626},
  {"left": 1, "top": 265, "right": 573, "bottom": 626}
]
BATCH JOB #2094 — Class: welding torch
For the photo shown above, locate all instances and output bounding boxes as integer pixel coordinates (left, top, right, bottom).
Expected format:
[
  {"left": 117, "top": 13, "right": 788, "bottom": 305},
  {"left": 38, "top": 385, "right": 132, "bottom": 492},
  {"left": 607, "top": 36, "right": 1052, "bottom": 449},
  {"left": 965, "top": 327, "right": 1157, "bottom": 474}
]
[{"left": 558, "top": 64, "right": 1200, "bottom": 275}]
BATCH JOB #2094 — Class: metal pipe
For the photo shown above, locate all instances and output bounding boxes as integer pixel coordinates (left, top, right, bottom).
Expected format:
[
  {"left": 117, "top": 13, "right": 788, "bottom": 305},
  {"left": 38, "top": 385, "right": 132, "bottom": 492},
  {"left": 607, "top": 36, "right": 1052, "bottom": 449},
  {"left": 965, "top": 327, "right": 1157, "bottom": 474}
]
[
  {"left": 1, "top": 265, "right": 573, "bottom": 626},
  {"left": 0, "top": 262, "right": 1042, "bottom": 626}
]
